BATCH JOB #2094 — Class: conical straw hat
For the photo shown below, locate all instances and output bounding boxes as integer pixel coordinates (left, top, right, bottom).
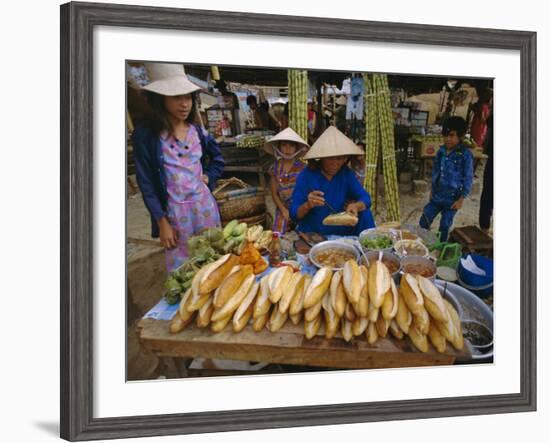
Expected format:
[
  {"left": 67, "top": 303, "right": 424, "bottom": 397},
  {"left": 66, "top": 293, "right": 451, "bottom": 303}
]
[
  {"left": 141, "top": 63, "right": 201, "bottom": 96},
  {"left": 336, "top": 95, "right": 347, "bottom": 106},
  {"left": 263, "top": 127, "right": 309, "bottom": 155},
  {"left": 303, "top": 126, "right": 364, "bottom": 160}
]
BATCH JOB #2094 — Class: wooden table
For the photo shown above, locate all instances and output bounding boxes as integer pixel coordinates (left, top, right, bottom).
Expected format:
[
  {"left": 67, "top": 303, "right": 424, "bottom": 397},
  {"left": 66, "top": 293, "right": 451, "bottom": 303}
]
[{"left": 138, "top": 318, "right": 470, "bottom": 377}]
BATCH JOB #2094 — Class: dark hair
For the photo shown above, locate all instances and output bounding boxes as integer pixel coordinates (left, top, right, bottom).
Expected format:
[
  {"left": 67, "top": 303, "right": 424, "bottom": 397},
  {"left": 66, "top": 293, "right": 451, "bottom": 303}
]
[
  {"left": 246, "top": 95, "right": 257, "bottom": 106},
  {"left": 144, "top": 90, "right": 199, "bottom": 135},
  {"left": 442, "top": 116, "right": 467, "bottom": 138}
]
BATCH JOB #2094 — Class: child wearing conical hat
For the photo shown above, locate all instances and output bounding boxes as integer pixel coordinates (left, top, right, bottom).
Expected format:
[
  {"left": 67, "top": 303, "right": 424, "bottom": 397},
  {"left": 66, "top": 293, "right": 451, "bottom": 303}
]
[{"left": 263, "top": 128, "right": 309, "bottom": 234}]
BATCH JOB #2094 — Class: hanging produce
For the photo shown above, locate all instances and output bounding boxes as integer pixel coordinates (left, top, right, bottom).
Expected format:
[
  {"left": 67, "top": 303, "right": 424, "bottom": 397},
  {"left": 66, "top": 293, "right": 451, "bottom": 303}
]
[{"left": 288, "top": 69, "right": 308, "bottom": 141}]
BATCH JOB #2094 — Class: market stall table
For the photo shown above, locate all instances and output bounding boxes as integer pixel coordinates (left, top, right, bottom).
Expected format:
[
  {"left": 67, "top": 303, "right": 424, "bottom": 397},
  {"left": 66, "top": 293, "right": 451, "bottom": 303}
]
[{"left": 137, "top": 317, "right": 470, "bottom": 378}]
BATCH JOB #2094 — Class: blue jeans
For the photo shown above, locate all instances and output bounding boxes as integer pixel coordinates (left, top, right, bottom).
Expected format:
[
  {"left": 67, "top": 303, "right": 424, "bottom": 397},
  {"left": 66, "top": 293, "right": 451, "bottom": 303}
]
[{"left": 419, "top": 195, "right": 458, "bottom": 242}]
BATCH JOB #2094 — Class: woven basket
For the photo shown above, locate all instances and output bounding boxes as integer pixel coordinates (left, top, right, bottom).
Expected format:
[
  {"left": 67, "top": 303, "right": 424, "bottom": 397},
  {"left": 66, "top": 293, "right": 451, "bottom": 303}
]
[{"left": 213, "top": 177, "right": 266, "bottom": 222}]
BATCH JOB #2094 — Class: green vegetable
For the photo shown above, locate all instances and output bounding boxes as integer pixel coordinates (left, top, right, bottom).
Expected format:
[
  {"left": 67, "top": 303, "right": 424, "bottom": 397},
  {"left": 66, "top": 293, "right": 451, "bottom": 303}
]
[
  {"left": 360, "top": 235, "right": 393, "bottom": 250},
  {"left": 232, "top": 222, "right": 248, "bottom": 237},
  {"left": 164, "top": 289, "right": 181, "bottom": 305},
  {"left": 223, "top": 220, "right": 239, "bottom": 239},
  {"left": 164, "top": 277, "right": 181, "bottom": 292}
]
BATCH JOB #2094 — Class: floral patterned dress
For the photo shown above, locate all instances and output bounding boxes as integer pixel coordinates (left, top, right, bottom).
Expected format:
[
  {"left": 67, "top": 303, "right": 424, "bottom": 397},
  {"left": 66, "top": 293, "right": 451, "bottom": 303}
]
[
  {"left": 161, "top": 126, "right": 221, "bottom": 272},
  {"left": 268, "top": 159, "right": 305, "bottom": 234}
]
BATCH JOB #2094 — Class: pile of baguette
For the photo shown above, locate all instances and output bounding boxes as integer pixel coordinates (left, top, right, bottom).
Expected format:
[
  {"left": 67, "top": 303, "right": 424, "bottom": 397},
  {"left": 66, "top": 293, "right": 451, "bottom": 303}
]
[{"left": 169, "top": 254, "right": 464, "bottom": 354}]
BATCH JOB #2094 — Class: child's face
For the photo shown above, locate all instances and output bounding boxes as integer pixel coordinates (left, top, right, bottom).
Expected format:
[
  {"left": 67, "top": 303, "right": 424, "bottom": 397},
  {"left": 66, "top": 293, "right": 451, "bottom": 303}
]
[
  {"left": 279, "top": 141, "right": 298, "bottom": 156},
  {"left": 444, "top": 130, "right": 461, "bottom": 150},
  {"left": 164, "top": 94, "right": 193, "bottom": 122}
]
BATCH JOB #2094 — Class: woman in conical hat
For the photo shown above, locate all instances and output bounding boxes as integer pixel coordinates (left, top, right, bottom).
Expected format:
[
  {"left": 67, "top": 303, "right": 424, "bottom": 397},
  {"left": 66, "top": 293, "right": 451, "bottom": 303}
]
[
  {"left": 263, "top": 128, "right": 309, "bottom": 234},
  {"left": 132, "top": 62, "right": 224, "bottom": 272},
  {"left": 289, "top": 126, "right": 375, "bottom": 236}
]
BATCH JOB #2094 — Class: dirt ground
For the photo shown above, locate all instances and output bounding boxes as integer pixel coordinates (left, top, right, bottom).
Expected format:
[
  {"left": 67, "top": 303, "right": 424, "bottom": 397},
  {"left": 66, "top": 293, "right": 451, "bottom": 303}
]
[{"left": 126, "top": 160, "right": 492, "bottom": 379}]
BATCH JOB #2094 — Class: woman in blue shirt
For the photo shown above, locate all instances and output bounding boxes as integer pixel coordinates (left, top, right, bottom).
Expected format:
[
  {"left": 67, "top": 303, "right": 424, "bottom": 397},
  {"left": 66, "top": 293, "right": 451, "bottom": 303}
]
[{"left": 290, "top": 126, "right": 375, "bottom": 236}]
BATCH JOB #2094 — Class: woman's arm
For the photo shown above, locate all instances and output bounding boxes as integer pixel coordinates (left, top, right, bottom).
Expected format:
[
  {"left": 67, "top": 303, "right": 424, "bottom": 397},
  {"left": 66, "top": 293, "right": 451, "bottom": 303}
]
[
  {"left": 200, "top": 128, "right": 225, "bottom": 189},
  {"left": 132, "top": 129, "right": 166, "bottom": 222},
  {"left": 270, "top": 175, "right": 287, "bottom": 213}
]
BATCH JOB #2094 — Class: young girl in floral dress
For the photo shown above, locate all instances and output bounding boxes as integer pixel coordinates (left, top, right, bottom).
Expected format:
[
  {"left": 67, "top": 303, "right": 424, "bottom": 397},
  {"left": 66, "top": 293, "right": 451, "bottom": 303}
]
[
  {"left": 264, "top": 128, "right": 309, "bottom": 234},
  {"left": 132, "top": 63, "right": 225, "bottom": 272}
]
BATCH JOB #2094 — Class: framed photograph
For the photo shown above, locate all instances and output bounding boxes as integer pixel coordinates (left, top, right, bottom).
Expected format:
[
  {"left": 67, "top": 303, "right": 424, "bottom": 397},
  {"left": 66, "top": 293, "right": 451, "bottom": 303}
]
[{"left": 61, "top": 1, "right": 536, "bottom": 441}]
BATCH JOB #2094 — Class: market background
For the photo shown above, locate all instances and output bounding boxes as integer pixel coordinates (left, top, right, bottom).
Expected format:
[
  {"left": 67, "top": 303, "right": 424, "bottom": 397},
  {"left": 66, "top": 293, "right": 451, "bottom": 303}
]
[{"left": 0, "top": 0, "right": 546, "bottom": 442}]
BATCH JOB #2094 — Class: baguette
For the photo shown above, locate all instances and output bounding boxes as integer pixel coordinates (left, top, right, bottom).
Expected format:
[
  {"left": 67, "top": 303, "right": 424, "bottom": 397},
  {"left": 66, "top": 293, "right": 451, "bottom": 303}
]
[
  {"left": 428, "top": 321, "right": 447, "bottom": 353},
  {"left": 233, "top": 281, "right": 260, "bottom": 323},
  {"left": 408, "top": 324, "right": 429, "bottom": 353},
  {"left": 434, "top": 310, "right": 456, "bottom": 344},
  {"left": 330, "top": 270, "right": 347, "bottom": 317},
  {"left": 279, "top": 271, "right": 305, "bottom": 314},
  {"left": 353, "top": 317, "right": 369, "bottom": 336},
  {"left": 344, "top": 302, "right": 357, "bottom": 322},
  {"left": 289, "top": 274, "right": 312, "bottom": 315},
  {"left": 199, "top": 254, "right": 239, "bottom": 294},
  {"left": 324, "top": 307, "right": 340, "bottom": 339},
  {"left": 178, "top": 288, "right": 194, "bottom": 322},
  {"left": 396, "top": 288, "right": 413, "bottom": 334},
  {"left": 368, "top": 301, "right": 380, "bottom": 322},
  {"left": 268, "top": 305, "right": 288, "bottom": 332},
  {"left": 366, "top": 321, "right": 379, "bottom": 344},
  {"left": 444, "top": 299, "right": 464, "bottom": 350},
  {"left": 322, "top": 211, "right": 358, "bottom": 226},
  {"left": 341, "top": 319, "right": 354, "bottom": 342},
  {"left": 169, "top": 310, "right": 195, "bottom": 334},
  {"left": 305, "top": 297, "right": 324, "bottom": 322},
  {"left": 417, "top": 275, "right": 447, "bottom": 322},
  {"left": 355, "top": 266, "right": 369, "bottom": 318},
  {"left": 412, "top": 305, "right": 430, "bottom": 335},
  {"left": 253, "top": 275, "right": 272, "bottom": 318},
  {"left": 389, "top": 319, "right": 404, "bottom": 340},
  {"left": 233, "top": 302, "right": 254, "bottom": 332},
  {"left": 268, "top": 266, "right": 294, "bottom": 303},
  {"left": 343, "top": 259, "right": 362, "bottom": 305},
  {"left": 368, "top": 260, "right": 391, "bottom": 308},
  {"left": 196, "top": 298, "right": 214, "bottom": 328},
  {"left": 210, "top": 313, "right": 232, "bottom": 332},
  {"left": 211, "top": 274, "right": 255, "bottom": 322},
  {"left": 303, "top": 267, "right": 332, "bottom": 309},
  {"left": 376, "top": 316, "right": 391, "bottom": 338},
  {"left": 304, "top": 315, "right": 322, "bottom": 339},
  {"left": 399, "top": 273, "right": 425, "bottom": 315},
  {"left": 187, "top": 291, "right": 212, "bottom": 312},
  {"left": 252, "top": 311, "right": 270, "bottom": 331},
  {"left": 381, "top": 279, "right": 399, "bottom": 320},
  {"left": 214, "top": 265, "right": 252, "bottom": 308},
  {"left": 290, "top": 312, "right": 303, "bottom": 325}
]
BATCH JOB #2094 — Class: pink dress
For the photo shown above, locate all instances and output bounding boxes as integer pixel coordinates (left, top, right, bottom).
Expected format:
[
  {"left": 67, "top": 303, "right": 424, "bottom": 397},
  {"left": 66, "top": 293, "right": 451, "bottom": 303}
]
[{"left": 161, "top": 126, "right": 221, "bottom": 272}]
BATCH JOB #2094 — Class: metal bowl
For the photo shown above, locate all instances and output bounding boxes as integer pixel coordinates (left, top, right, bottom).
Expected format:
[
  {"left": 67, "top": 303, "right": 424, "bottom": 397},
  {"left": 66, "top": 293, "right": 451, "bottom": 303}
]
[
  {"left": 400, "top": 255, "right": 437, "bottom": 281},
  {"left": 394, "top": 239, "right": 430, "bottom": 258},
  {"left": 309, "top": 240, "right": 360, "bottom": 271},
  {"left": 434, "top": 280, "right": 493, "bottom": 362},
  {"left": 363, "top": 250, "right": 402, "bottom": 282},
  {"left": 359, "top": 228, "right": 395, "bottom": 253},
  {"left": 461, "top": 320, "right": 493, "bottom": 351}
]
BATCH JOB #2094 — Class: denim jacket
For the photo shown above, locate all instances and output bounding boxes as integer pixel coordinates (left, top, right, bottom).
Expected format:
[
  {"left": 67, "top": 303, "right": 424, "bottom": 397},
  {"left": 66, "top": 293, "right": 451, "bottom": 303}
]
[
  {"left": 132, "top": 124, "right": 225, "bottom": 238},
  {"left": 431, "top": 144, "right": 473, "bottom": 200}
]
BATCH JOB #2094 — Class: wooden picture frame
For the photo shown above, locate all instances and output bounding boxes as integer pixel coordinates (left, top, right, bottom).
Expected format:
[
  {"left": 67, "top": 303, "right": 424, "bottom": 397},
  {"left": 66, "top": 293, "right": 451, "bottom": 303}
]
[{"left": 60, "top": 1, "right": 536, "bottom": 440}]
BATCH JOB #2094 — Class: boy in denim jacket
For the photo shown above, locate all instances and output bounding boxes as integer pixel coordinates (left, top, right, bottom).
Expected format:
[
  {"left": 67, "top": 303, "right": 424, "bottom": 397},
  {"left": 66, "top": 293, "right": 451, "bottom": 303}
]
[{"left": 419, "top": 116, "right": 473, "bottom": 241}]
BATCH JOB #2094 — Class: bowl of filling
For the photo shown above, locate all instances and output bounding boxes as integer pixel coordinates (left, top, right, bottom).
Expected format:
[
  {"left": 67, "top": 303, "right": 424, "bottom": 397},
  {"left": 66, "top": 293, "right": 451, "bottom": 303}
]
[
  {"left": 461, "top": 319, "right": 493, "bottom": 352},
  {"left": 364, "top": 250, "right": 402, "bottom": 281},
  {"left": 359, "top": 229, "right": 394, "bottom": 253},
  {"left": 400, "top": 255, "right": 437, "bottom": 280},
  {"left": 309, "top": 240, "right": 360, "bottom": 271},
  {"left": 394, "top": 239, "right": 429, "bottom": 258}
]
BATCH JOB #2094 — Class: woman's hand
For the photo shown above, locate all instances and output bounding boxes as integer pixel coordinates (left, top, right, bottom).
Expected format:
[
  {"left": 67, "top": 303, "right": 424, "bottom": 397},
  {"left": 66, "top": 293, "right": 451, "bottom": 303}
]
[
  {"left": 346, "top": 201, "right": 365, "bottom": 216},
  {"left": 202, "top": 175, "right": 209, "bottom": 185},
  {"left": 307, "top": 190, "right": 325, "bottom": 209},
  {"left": 158, "top": 217, "right": 178, "bottom": 249},
  {"left": 280, "top": 207, "right": 290, "bottom": 222}
]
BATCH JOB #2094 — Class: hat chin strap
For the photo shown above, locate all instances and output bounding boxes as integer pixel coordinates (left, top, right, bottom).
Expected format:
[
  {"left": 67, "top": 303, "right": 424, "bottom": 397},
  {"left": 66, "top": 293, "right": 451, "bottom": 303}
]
[{"left": 274, "top": 147, "right": 305, "bottom": 160}]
